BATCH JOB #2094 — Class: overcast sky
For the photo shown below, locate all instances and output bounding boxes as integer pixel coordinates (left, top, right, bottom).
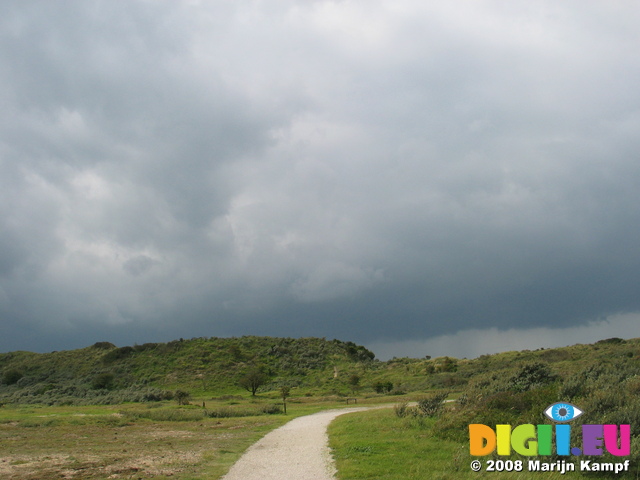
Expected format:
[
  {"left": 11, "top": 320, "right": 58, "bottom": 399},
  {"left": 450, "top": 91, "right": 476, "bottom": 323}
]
[{"left": 2, "top": 1, "right": 640, "bottom": 359}]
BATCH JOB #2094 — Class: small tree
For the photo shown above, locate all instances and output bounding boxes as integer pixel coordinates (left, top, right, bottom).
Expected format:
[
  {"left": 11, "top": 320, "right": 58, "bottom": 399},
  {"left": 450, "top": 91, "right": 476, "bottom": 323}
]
[
  {"left": 175, "top": 390, "right": 191, "bottom": 405},
  {"left": 280, "top": 386, "right": 290, "bottom": 414},
  {"left": 348, "top": 374, "right": 360, "bottom": 394},
  {"left": 239, "top": 369, "right": 267, "bottom": 396}
]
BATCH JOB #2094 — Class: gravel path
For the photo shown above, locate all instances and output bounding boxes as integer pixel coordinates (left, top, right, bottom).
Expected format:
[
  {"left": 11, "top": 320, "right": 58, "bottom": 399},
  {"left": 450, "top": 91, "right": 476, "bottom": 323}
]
[{"left": 220, "top": 407, "right": 374, "bottom": 480}]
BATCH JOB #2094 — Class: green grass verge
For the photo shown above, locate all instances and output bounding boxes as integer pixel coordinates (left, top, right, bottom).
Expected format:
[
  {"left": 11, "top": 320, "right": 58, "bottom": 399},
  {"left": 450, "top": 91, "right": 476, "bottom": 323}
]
[{"left": 328, "top": 408, "right": 579, "bottom": 480}]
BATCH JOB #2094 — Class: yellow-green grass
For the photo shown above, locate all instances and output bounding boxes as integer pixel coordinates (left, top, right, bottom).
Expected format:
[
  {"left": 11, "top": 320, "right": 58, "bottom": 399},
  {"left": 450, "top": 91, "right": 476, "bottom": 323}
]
[
  {"left": 0, "top": 398, "right": 367, "bottom": 480},
  {"left": 328, "top": 408, "right": 579, "bottom": 480}
]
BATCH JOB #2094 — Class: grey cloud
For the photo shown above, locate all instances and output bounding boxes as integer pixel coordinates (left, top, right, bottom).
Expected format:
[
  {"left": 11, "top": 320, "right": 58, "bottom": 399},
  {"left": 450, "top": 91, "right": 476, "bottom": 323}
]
[
  {"left": 122, "top": 255, "right": 157, "bottom": 277},
  {"left": 1, "top": 1, "right": 640, "bottom": 355}
]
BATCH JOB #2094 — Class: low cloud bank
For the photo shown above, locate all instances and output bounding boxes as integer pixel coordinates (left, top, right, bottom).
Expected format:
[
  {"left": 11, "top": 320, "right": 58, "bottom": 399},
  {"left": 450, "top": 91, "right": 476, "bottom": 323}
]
[{"left": 368, "top": 312, "right": 640, "bottom": 360}]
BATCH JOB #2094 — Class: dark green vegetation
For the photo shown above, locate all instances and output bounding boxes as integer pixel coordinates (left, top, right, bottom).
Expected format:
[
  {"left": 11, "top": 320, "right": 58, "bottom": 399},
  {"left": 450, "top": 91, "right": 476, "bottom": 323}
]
[{"left": 330, "top": 337, "right": 640, "bottom": 479}]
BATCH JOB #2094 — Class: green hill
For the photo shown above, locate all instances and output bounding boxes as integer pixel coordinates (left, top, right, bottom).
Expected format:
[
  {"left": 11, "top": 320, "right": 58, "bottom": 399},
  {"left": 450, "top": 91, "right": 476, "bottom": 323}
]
[
  {"left": 0, "top": 336, "right": 375, "bottom": 405},
  {"left": 1, "top": 335, "right": 639, "bottom": 408}
]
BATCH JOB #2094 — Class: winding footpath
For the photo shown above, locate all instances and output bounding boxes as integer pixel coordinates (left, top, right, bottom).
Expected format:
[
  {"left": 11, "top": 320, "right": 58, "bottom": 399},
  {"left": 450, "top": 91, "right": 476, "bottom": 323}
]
[{"left": 221, "top": 407, "right": 374, "bottom": 480}]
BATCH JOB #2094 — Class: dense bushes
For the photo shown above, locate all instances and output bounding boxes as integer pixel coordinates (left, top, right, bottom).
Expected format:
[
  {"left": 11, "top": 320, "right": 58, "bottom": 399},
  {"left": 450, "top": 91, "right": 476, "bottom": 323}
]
[
  {"left": 92, "top": 373, "right": 115, "bottom": 390},
  {"left": 102, "top": 346, "right": 135, "bottom": 363},
  {"left": 2, "top": 369, "right": 23, "bottom": 385},
  {"left": 420, "top": 353, "right": 640, "bottom": 477},
  {"left": 373, "top": 381, "right": 393, "bottom": 394},
  {"left": 340, "top": 341, "right": 375, "bottom": 362},
  {"left": 0, "top": 384, "right": 175, "bottom": 406},
  {"left": 508, "top": 362, "right": 557, "bottom": 392}
]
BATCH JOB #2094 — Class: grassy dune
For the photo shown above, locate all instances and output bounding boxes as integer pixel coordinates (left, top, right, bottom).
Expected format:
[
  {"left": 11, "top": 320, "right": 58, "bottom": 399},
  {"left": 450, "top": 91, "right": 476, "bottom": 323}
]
[
  {"left": 330, "top": 337, "right": 640, "bottom": 479},
  {"left": 1, "top": 336, "right": 639, "bottom": 478}
]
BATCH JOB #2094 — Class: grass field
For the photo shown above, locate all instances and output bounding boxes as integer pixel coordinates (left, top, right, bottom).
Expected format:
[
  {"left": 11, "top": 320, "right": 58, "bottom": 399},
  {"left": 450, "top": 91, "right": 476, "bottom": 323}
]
[
  {"left": 0, "top": 399, "right": 347, "bottom": 480},
  {"left": 329, "top": 408, "right": 587, "bottom": 480}
]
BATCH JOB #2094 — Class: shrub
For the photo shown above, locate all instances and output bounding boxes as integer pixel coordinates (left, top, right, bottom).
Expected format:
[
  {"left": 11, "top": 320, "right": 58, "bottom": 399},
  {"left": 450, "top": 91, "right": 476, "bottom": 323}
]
[
  {"left": 91, "top": 373, "right": 115, "bottom": 390},
  {"left": 205, "top": 404, "right": 284, "bottom": 418},
  {"left": 372, "top": 381, "right": 393, "bottom": 394},
  {"left": 583, "top": 389, "right": 625, "bottom": 416},
  {"left": 206, "top": 406, "right": 255, "bottom": 418},
  {"left": 2, "top": 369, "right": 23, "bottom": 385},
  {"left": 175, "top": 390, "right": 191, "bottom": 405},
  {"left": 142, "top": 389, "right": 173, "bottom": 402},
  {"left": 394, "top": 402, "right": 409, "bottom": 418},
  {"left": 417, "top": 392, "right": 449, "bottom": 417},
  {"left": 133, "top": 343, "right": 158, "bottom": 352},
  {"left": 260, "top": 403, "right": 283, "bottom": 414},
  {"left": 125, "top": 408, "right": 205, "bottom": 422},
  {"left": 342, "top": 341, "right": 375, "bottom": 362},
  {"left": 596, "top": 337, "right": 626, "bottom": 345},
  {"left": 102, "top": 346, "right": 135, "bottom": 363},
  {"left": 436, "top": 357, "right": 457, "bottom": 373},
  {"left": 508, "top": 362, "right": 556, "bottom": 392},
  {"left": 348, "top": 374, "right": 361, "bottom": 393},
  {"left": 559, "top": 376, "right": 585, "bottom": 400}
]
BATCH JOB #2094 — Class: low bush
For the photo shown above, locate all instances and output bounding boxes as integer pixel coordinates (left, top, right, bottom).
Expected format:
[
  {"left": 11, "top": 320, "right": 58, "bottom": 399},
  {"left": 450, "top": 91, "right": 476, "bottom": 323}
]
[
  {"left": 92, "top": 373, "right": 115, "bottom": 390},
  {"left": 260, "top": 403, "right": 283, "bottom": 415},
  {"left": 372, "top": 381, "right": 393, "bottom": 394},
  {"left": 205, "top": 406, "right": 260, "bottom": 418},
  {"left": 124, "top": 407, "right": 206, "bottom": 422},
  {"left": 508, "top": 362, "right": 557, "bottom": 392},
  {"left": 416, "top": 392, "right": 449, "bottom": 417},
  {"left": 394, "top": 402, "right": 410, "bottom": 418}
]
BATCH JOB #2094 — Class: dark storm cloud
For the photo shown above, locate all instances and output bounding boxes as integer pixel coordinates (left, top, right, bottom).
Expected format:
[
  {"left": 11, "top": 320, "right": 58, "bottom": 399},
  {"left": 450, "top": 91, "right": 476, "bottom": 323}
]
[{"left": 1, "top": 0, "right": 640, "bottom": 356}]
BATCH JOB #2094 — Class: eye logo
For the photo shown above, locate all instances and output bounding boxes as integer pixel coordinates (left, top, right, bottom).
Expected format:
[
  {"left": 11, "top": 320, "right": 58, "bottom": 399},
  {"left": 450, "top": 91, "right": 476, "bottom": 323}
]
[{"left": 544, "top": 402, "right": 583, "bottom": 422}]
